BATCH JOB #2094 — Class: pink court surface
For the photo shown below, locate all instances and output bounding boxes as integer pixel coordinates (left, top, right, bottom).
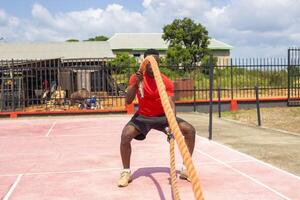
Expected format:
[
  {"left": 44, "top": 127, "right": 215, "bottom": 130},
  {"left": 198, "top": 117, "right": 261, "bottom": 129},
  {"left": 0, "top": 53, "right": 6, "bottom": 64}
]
[{"left": 0, "top": 115, "right": 300, "bottom": 200}]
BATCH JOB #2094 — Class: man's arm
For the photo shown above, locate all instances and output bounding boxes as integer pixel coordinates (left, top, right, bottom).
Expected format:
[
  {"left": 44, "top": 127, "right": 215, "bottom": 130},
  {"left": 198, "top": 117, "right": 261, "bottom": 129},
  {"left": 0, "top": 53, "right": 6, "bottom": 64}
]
[
  {"left": 126, "top": 84, "right": 138, "bottom": 104},
  {"left": 168, "top": 96, "right": 176, "bottom": 115},
  {"left": 125, "top": 71, "right": 143, "bottom": 105}
]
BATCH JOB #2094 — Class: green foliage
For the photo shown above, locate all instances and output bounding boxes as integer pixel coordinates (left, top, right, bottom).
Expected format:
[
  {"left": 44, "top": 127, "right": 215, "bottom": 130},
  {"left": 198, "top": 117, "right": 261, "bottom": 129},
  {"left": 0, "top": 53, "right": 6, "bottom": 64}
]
[
  {"left": 159, "top": 66, "right": 190, "bottom": 78},
  {"left": 109, "top": 52, "right": 137, "bottom": 74},
  {"left": 109, "top": 52, "right": 137, "bottom": 67},
  {"left": 289, "top": 66, "right": 300, "bottom": 76},
  {"left": 159, "top": 57, "right": 168, "bottom": 66},
  {"left": 200, "top": 55, "right": 218, "bottom": 74},
  {"left": 165, "top": 45, "right": 192, "bottom": 66},
  {"left": 65, "top": 35, "right": 109, "bottom": 42},
  {"left": 108, "top": 63, "right": 289, "bottom": 100},
  {"left": 163, "top": 17, "right": 210, "bottom": 66},
  {"left": 84, "top": 35, "right": 109, "bottom": 41},
  {"left": 66, "top": 39, "right": 79, "bottom": 42}
]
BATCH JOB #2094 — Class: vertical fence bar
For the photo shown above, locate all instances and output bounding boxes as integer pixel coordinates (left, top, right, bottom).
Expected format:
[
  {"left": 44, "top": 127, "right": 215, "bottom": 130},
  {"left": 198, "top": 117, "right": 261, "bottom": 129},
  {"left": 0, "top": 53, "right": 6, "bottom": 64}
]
[
  {"left": 237, "top": 58, "right": 241, "bottom": 98},
  {"left": 34, "top": 60, "right": 38, "bottom": 106},
  {"left": 287, "top": 48, "right": 291, "bottom": 106},
  {"left": 263, "top": 58, "right": 266, "bottom": 97},
  {"left": 208, "top": 55, "right": 214, "bottom": 140},
  {"left": 298, "top": 49, "right": 300, "bottom": 100},
  {"left": 230, "top": 58, "right": 233, "bottom": 100},
  {"left": 281, "top": 57, "right": 284, "bottom": 96},
  {"left": 243, "top": 58, "right": 246, "bottom": 98},
  {"left": 49, "top": 60, "right": 52, "bottom": 106},
  {"left": 11, "top": 59, "right": 15, "bottom": 111},
  {"left": 255, "top": 86, "right": 261, "bottom": 126},
  {"left": 291, "top": 49, "right": 294, "bottom": 100},
  {"left": 25, "top": 62, "right": 29, "bottom": 108},
  {"left": 193, "top": 85, "right": 196, "bottom": 112},
  {"left": 218, "top": 86, "right": 221, "bottom": 118},
  {"left": 0, "top": 60, "right": 2, "bottom": 111}
]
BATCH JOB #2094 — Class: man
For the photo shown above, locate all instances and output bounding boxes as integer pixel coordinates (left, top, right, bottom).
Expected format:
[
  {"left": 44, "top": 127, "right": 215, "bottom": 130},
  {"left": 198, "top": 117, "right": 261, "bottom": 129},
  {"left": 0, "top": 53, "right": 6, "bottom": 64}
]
[{"left": 118, "top": 49, "right": 196, "bottom": 187}]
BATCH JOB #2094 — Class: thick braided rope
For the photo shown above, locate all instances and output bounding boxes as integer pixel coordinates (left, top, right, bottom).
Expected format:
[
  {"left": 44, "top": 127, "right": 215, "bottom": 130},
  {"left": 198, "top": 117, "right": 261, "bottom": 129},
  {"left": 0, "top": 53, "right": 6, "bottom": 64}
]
[
  {"left": 139, "top": 56, "right": 204, "bottom": 200},
  {"left": 167, "top": 130, "right": 181, "bottom": 200}
]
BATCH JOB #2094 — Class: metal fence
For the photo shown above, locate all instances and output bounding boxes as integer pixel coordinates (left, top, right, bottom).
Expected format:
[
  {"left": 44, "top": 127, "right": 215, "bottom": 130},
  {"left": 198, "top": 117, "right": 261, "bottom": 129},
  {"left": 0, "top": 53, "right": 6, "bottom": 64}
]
[
  {"left": 0, "top": 50, "right": 298, "bottom": 113},
  {"left": 0, "top": 58, "right": 127, "bottom": 112},
  {"left": 288, "top": 48, "right": 300, "bottom": 106},
  {"left": 161, "top": 57, "right": 289, "bottom": 101}
]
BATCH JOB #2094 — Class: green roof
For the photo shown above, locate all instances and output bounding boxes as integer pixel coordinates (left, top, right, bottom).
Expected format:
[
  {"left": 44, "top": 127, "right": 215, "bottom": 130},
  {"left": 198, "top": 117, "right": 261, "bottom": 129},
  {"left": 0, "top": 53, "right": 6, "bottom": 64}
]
[{"left": 108, "top": 33, "right": 232, "bottom": 50}]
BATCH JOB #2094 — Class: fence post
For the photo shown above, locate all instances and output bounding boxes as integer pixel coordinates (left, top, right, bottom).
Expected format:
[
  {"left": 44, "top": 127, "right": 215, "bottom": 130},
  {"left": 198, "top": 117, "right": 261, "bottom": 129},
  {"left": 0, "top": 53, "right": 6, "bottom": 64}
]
[
  {"left": 230, "top": 58, "right": 233, "bottom": 100},
  {"left": 255, "top": 86, "right": 261, "bottom": 126},
  {"left": 11, "top": 59, "right": 15, "bottom": 112},
  {"left": 230, "top": 58, "right": 238, "bottom": 112},
  {"left": 208, "top": 55, "right": 214, "bottom": 140},
  {"left": 0, "top": 61, "right": 2, "bottom": 112},
  {"left": 287, "top": 48, "right": 291, "bottom": 106},
  {"left": 218, "top": 86, "right": 221, "bottom": 118},
  {"left": 193, "top": 85, "right": 196, "bottom": 112}
]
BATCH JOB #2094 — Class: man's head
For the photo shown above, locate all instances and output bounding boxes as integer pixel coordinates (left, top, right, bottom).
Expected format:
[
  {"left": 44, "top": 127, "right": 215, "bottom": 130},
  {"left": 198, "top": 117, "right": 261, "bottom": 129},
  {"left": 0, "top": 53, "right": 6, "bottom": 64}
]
[
  {"left": 144, "top": 49, "right": 159, "bottom": 78},
  {"left": 144, "top": 48, "right": 159, "bottom": 58}
]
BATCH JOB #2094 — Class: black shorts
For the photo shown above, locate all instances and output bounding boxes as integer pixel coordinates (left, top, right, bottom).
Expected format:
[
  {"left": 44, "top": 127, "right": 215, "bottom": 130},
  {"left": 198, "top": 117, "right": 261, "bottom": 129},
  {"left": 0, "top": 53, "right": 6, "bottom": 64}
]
[{"left": 127, "top": 113, "right": 186, "bottom": 140}]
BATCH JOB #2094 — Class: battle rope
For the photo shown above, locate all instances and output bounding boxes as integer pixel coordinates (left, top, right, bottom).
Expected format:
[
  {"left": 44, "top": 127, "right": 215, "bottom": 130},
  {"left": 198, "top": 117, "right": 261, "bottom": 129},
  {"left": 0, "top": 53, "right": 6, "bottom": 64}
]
[
  {"left": 166, "top": 127, "right": 181, "bottom": 200},
  {"left": 139, "top": 56, "right": 204, "bottom": 200}
]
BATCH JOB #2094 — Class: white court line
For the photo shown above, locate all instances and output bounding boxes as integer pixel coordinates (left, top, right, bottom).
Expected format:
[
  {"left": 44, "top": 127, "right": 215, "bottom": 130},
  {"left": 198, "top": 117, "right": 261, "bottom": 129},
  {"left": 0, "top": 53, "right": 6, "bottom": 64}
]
[
  {"left": 0, "top": 160, "right": 255, "bottom": 177},
  {"left": 196, "top": 135, "right": 300, "bottom": 181},
  {"left": 0, "top": 133, "right": 104, "bottom": 139},
  {"left": 2, "top": 174, "right": 23, "bottom": 200},
  {"left": 195, "top": 148, "right": 291, "bottom": 200},
  {"left": 195, "top": 160, "right": 255, "bottom": 165},
  {"left": 0, "top": 165, "right": 169, "bottom": 177},
  {"left": 45, "top": 121, "right": 57, "bottom": 137}
]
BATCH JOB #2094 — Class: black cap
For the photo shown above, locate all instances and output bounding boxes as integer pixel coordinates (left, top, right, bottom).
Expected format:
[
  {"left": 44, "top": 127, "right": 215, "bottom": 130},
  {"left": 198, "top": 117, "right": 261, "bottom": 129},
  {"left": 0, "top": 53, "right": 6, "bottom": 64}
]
[{"left": 144, "top": 48, "right": 159, "bottom": 58}]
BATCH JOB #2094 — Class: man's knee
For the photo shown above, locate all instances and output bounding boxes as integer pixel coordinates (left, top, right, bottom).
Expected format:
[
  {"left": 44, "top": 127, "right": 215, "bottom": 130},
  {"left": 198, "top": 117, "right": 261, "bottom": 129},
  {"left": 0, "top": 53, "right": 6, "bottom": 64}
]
[
  {"left": 179, "top": 122, "right": 196, "bottom": 138},
  {"left": 121, "top": 125, "right": 138, "bottom": 144}
]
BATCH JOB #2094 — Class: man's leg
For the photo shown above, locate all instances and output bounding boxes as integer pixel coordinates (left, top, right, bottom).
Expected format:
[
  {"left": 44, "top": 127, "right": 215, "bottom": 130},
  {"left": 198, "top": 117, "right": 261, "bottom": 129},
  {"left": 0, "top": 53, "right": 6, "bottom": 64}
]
[
  {"left": 178, "top": 121, "right": 196, "bottom": 181},
  {"left": 120, "top": 124, "right": 140, "bottom": 169},
  {"left": 118, "top": 124, "right": 140, "bottom": 187},
  {"left": 178, "top": 121, "right": 196, "bottom": 155}
]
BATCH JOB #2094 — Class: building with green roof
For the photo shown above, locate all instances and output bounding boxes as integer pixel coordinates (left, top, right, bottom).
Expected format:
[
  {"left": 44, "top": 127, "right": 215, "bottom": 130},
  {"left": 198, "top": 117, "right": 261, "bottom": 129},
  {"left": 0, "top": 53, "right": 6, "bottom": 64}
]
[{"left": 108, "top": 33, "right": 233, "bottom": 64}]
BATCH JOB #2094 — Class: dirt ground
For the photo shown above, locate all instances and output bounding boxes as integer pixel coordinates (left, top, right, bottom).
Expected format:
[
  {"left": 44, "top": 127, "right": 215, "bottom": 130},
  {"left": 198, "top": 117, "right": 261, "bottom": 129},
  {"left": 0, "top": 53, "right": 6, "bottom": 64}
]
[
  {"left": 220, "top": 107, "right": 300, "bottom": 135},
  {"left": 177, "top": 112, "right": 300, "bottom": 177}
]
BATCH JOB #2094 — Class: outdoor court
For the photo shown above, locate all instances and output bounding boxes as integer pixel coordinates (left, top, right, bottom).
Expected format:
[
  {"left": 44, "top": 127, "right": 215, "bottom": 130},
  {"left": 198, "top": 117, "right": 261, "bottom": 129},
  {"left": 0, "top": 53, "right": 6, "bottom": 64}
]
[{"left": 0, "top": 115, "right": 300, "bottom": 200}]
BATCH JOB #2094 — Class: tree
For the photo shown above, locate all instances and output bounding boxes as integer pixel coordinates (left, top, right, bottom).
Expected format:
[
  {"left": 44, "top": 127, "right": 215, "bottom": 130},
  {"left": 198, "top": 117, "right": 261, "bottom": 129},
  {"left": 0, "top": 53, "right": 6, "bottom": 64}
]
[
  {"left": 66, "top": 39, "right": 79, "bottom": 42},
  {"left": 200, "top": 55, "right": 218, "bottom": 74},
  {"left": 110, "top": 52, "right": 137, "bottom": 66},
  {"left": 163, "top": 18, "right": 210, "bottom": 66},
  {"left": 109, "top": 52, "right": 137, "bottom": 73},
  {"left": 84, "top": 35, "right": 109, "bottom": 41}
]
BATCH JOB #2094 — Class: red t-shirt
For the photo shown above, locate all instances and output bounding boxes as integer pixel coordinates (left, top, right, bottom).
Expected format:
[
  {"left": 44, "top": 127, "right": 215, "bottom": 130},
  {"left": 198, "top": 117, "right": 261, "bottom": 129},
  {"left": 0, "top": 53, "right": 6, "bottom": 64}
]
[{"left": 129, "top": 72, "right": 174, "bottom": 117}]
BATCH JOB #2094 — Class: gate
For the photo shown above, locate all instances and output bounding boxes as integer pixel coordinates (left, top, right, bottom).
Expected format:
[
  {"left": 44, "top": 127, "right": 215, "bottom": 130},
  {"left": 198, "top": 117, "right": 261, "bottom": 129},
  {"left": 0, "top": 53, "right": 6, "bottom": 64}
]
[
  {"left": 0, "top": 61, "right": 24, "bottom": 111},
  {"left": 288, "top": 48, "right": 300, "bottom": 106},
  {"left": 0, "top": 58, "right": 126, "bottom": 112}
]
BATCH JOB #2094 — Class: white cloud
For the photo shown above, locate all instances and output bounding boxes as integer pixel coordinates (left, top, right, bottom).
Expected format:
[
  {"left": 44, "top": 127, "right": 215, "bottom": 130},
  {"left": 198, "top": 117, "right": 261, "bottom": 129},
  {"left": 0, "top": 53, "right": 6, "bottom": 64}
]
[
  {"left": 202, "top": 0, "right": 300, "bottom": 57},
  {"left": 143, "top": 0, "right": 210, "bottom": 20},
  {"left": 142, "top": 0, "right": 152, "bottom": 8},
  {"left": 216, "top": 0, "right": 299, "bottom": 32},
  {"left": 0, "top": 9, "right": 19, "bottom": 27},
  {"left": 32, "top": 3, "right": 53, "bottom": 25},
  {"left": 1, "top": 3, "right": 148, "bottom": 42},
  {"left": 0, "top": 9, "right": 20, "bottom": 41},
  {"left": 0, "top": 0, "right": 299, "bottom": 57}
]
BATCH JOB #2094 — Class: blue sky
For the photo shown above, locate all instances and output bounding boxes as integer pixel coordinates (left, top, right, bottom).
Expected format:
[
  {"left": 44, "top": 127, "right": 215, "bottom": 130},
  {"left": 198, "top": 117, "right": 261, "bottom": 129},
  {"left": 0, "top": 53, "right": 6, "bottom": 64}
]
[
  {"left": 0, "top": 0, "right": 144, "bottom": 18},
  {"left": 0, "top": 0, "right": 299, "bottom": 57}
]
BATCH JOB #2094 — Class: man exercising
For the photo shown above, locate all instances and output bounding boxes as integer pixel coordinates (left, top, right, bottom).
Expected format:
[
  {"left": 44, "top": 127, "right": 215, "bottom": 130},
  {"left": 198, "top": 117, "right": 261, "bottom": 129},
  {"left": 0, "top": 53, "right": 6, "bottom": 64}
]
[{"left": 118, "top": 49, "right": 196, "bottom": 187}]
